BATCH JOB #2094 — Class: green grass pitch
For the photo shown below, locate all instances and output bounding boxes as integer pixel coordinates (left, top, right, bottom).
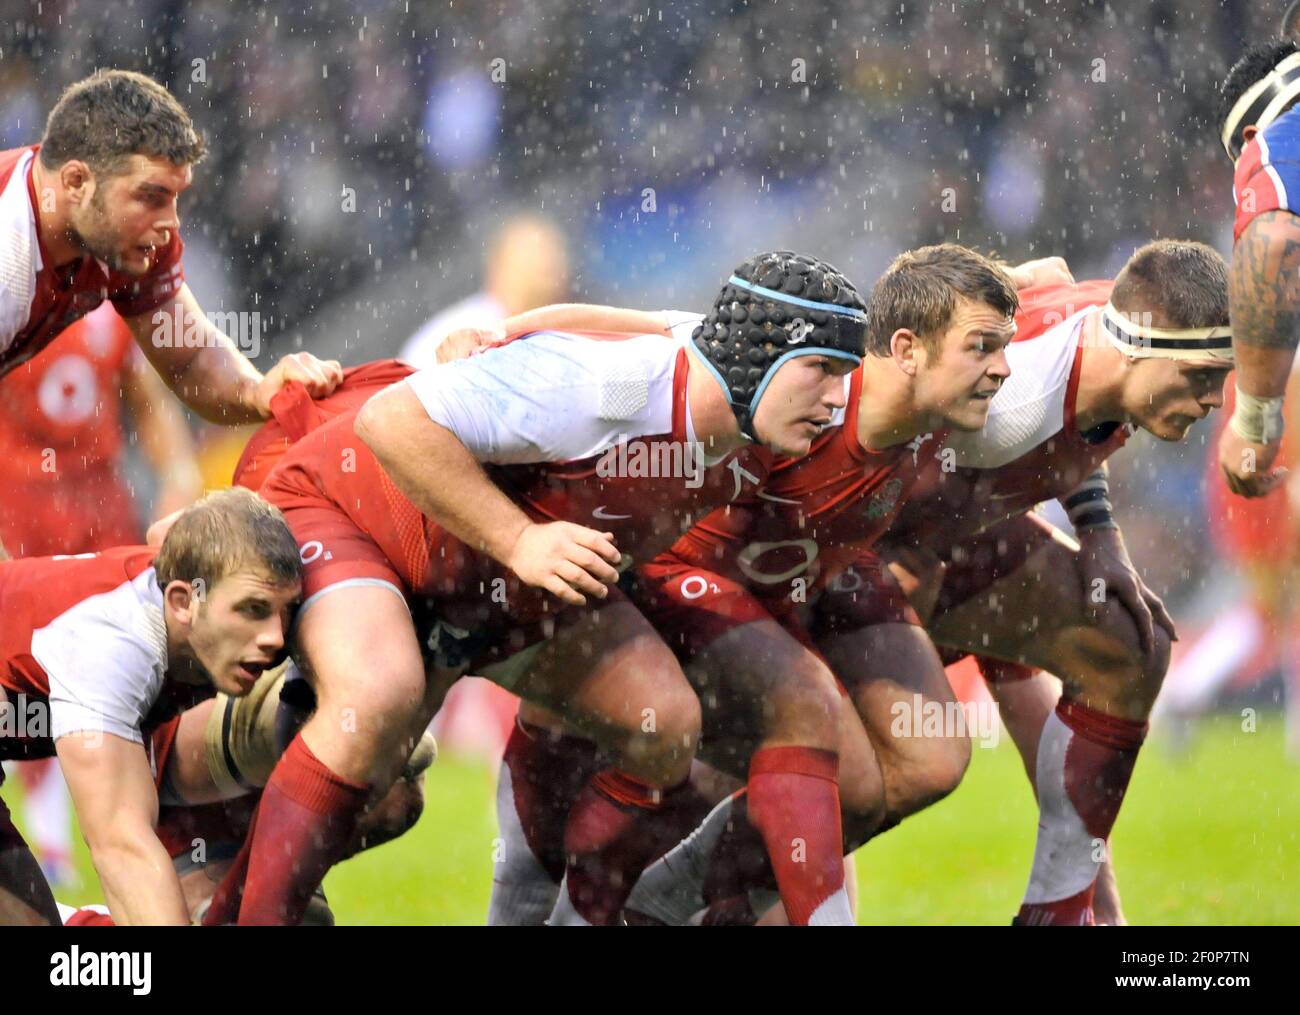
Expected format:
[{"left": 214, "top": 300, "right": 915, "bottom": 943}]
[{"left": 8, "top": 715, "right": 1297, "bottom": 924}]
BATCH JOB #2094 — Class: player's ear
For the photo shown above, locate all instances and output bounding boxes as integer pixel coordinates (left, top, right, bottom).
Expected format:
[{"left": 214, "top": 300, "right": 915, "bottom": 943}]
[
  {"left": 891, "top": 329, "right": 921, "bottom": 376},
  {"left": 164, "top": 579, "right": 196, "bottom": 625},
  {"left": 1242, "top": 124, "right": 1259, "bottom": 145},
  {"left": 57, "top": 160, "right": 94, "bottom": 207}
]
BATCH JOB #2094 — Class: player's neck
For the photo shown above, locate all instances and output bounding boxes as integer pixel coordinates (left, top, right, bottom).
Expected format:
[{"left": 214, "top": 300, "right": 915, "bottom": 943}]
[
  {"left": 29, "top": 159, "right": 84, "bottom": 268},
  {"left": 1074, "top": 318, "right": 1128, "bottom": 431},
  {"left": 160, "top": 613, "right": 208, "bottom": 686},
  {"left": 684, "top": 344, "right": 748, "bottom": 457},
  {"left": 855, "top": 355, "right": 933, "bottom": 451}
]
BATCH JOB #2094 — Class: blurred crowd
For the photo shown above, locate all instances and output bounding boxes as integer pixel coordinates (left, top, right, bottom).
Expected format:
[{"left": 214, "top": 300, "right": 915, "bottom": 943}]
[{"left": 0, "top": 0, "right": 1290, "bottom": 617}]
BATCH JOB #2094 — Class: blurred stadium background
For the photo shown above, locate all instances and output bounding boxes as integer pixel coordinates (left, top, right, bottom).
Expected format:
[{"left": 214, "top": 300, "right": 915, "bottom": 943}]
[{"left": 2, "top": 0, "right": 1297, "bottom": 923}]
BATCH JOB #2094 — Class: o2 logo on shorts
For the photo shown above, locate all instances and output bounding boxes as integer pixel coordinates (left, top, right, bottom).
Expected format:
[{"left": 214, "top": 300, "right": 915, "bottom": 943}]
[
  {"left": 679, "top": 574, "right": 722, "bottom": 600},
  {"left": 299, "top": 540, "right": 334, "bottom": 564}
]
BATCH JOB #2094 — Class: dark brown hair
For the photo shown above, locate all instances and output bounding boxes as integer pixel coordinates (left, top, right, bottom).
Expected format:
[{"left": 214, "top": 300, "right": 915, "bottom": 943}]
[
  {"left": 866, "top": 244, "right": 1018, "bottom": 356},
  {"left": 40, "top": 69, "right": 206, "bottom": 178},
  {"left": 1110, "top": 240, "right": 1229, "bottom": 330}
]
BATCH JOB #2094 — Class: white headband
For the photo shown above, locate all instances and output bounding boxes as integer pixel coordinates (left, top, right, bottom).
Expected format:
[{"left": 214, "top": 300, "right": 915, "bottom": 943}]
[
  {"left": 1099, "top": 303, "right": 1233, "bottom": 363},
  {"left": 1221, "top": 51, "right": 1300, "bottom": 160}
]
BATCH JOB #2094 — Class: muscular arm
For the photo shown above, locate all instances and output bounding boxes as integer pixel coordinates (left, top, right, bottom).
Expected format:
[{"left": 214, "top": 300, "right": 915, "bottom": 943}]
[
  {"left": 121, "top": 352, "right": 204, "bottom": 517},
  {"left": 126, "top": 283, "right": 343, "bottom": 424},
  {"left": 1230, "top": 210, "right": 1300, "bottom": 397},
  {"left": 56, "top": 732, "right": 190, "bottom": 925},
  {"left": 1220, "top": 211, "right": 1300, "bottom": 495},
  {"left": 434, "top": 305, "right": 681, "bottom": 364},
  {"left": 355, "top": 382, "right": 620, "bottom": 604}
]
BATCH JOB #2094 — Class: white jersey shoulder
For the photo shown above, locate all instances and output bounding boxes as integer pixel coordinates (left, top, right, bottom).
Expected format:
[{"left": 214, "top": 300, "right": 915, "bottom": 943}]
[
  {"left": 407, "top": 329, "right": 686, "bottom": 464},
  {"left": 943, "top": 307, "right": 1089, "bottom": 469},
  {"left": 32, "top": 566, "right": 169, "bottom": 744},
  {"left": 0, "top": 148, "right": 39, "bottom": 356}
]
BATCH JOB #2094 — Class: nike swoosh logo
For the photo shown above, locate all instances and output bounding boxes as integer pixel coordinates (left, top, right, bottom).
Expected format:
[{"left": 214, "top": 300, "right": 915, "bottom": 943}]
[{"left": 593, "top": 506, "right": 633, "bottom": 520}]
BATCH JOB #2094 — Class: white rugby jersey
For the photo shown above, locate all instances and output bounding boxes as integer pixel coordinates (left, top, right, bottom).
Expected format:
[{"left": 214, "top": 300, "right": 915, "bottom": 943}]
[
  {"left": 943, "top": 305, "right": 1092, "bottom": 469},
  {"left": 0, "top": 547, "right": 175, "bottom": 747}
]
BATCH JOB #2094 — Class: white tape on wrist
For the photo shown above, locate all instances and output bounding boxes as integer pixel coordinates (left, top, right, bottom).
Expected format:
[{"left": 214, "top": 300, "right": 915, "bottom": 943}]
[{"left": 1230, "top": 387, "right": 1286, "bottom": 444}]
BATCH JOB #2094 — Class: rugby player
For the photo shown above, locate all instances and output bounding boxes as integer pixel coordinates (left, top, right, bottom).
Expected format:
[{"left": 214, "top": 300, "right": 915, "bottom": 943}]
[
  {"left": 0, "top": 69, "right": 344, "bottom": 560},
  {"left": 1218, "top": 39, "right": 1300, "bottom": 498},
  {"left": 0, "top": 488, "right": 301, "bottom": 925},
  {"left": 495, "top": 244, "right": 1025, "bottom": 925},
  {"left": 629, "top": 240, "right": 1230, "bottom": 926},
  {"left": 198, "top": 251, "right": 868, "bottom": 927}
]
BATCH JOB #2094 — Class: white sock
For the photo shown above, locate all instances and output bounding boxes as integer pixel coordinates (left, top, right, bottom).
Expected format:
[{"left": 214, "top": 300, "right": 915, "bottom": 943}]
[
  {"left": 807, "top": 886, "right": 855, "bottom": 926},
  {"left": 624, "top": 795, "right": 736, "bottom": 926},
  {"left": 1022, "top": 711, "right": 1100, "bottom": 905},
  {"left": 546, "top": 875, "right": 594, "bottom": 926},
  {"left": 488, "top": 758, "right": 560, "bottom": 926}
]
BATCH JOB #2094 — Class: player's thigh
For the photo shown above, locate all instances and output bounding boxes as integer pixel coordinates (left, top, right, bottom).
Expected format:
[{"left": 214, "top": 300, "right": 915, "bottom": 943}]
[
  {"left": 509, "top": 598, "right": 700, "bottom": 772},
  {"left": 931, "top": 527, "right": 1167, "bottom": 715},
  {"left": 294, "top": 584, "right": 428, "bottom": 771},
  {"left": 928, "top": 520, "right": 1085, "bottom": 664},
  {"left": 820, "top": 621, "right": 970, "bottom": 806},
  {"left": 687, "top": 618, "right": 844, "bottom": 748}
]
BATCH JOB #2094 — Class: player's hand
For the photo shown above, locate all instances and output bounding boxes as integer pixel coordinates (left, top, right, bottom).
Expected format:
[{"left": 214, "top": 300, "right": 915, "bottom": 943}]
[
  {"left": 1007, "top": 256, "right": 1074, "bottom": 291},
  {"left": 251, "top": 353, "right": 345, "bottom": 419},
  {"left": 1218, "top": 424, "right": 1288, "bottom": 499},
  {"left": 1077, "top": 526, "right": 1176, "bottom": 659},
  {"left": 146, "top": 508, "right": 186, "bottom": 547},
  {"left": 883, "top": 545, "right": 947, "bottom": 625},
  {"left": 505, "top": 521, "right": 623, "bottom": 606},
  {"left": 436, "top": 326, "right": 506, "bottom": 364}
]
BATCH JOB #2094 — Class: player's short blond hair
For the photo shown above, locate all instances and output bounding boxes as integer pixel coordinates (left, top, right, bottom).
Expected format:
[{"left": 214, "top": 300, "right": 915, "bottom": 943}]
[
  {"left": 867, "top": 244, "right": 1018, "bottom": 356},
  {"left": 154, "top": 488, "right": 300, "bottom": 594}
]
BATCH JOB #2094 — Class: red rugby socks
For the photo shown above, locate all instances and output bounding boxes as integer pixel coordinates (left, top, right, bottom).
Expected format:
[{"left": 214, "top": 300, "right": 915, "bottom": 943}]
[
  {"left": 206, "top": 734, "right": 369, "bottom": 925},
  {"left": 550, "top": 768, "right": 677, "bottom": 925}
]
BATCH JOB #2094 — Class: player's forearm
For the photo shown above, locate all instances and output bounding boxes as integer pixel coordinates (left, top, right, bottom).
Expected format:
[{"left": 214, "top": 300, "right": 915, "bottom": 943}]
[
  {"left": 499, "top": 303, "right": 671, "bottom": 337},
  {"left": 1230, "top": 211, "right": 1300, "bottom": 398},
  {"left": 126, "top": 371, "right": 205, "bottom": 496},
  {"left": 89, "top": 832, "right": 190, "bottom": 925},
  {"left": 355, "top": 390, "right": 533, "bottom": 563},
  {"left": 159, "top": 330, "right": 264, "bottom": 424}
]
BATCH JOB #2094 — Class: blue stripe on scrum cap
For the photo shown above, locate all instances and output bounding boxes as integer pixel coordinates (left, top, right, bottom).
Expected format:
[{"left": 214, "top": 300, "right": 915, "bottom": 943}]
[
  {"left": 747, "top": 347, "right": 861, "bottom": 417},
  {"left": 727, "top": 275, "right": 868, "bottom": 321}
]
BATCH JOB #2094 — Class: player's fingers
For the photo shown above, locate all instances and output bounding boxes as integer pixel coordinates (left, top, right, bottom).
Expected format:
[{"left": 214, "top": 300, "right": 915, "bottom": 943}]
[
  {"left": 1116, "top": 580, "right": 1155, "bottom": 658},
  {"left": 566, "top": 546, "right": 621, "bottom": 585},
  {"left": 320, "top": 358, "right": 345, "bottom": 386},
  {"left": 541, "top": 573, "right": 587, "bottom": 607},
  {"left": 554, "top": 560, "right": 607, "bottom": 600},
  {"left": 572, "top": 526, "right": 622, "bottom": 565},
  {"left": 1146, "top": 589, "right": 1178, "bottom": 642}
]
